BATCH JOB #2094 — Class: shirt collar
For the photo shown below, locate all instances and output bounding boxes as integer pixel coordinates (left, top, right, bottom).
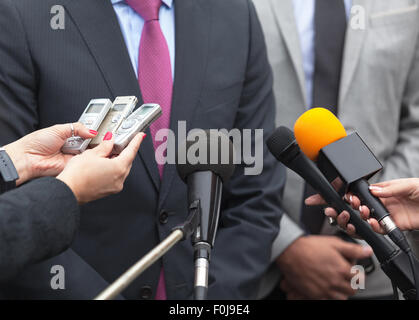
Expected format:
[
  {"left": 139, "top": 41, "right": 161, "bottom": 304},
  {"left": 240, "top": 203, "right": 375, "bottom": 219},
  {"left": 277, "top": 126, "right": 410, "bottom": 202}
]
[{"left": 111, "top": 0, "right": 173, "bottom": 9}]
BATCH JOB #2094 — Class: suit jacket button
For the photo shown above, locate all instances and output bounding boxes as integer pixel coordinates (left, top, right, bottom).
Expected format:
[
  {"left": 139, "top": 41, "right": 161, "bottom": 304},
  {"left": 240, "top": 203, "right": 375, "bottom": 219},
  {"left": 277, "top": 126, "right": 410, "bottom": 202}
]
[
  {"left": 140, "top": 286, "right": 152, "bottom": 300},
  {"left": 159, "top": 210, "right": 169, "bottom": 224}
]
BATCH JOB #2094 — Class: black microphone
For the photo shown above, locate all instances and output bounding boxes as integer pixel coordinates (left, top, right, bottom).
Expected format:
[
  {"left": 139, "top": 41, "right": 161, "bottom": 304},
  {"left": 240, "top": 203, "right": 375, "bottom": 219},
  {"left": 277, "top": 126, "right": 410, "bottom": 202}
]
[
  {"left": 318, "top": 133, "right": 411, "bottom": 252},
  {"left": 267, "top": 126, "right": 396, "bottom": 262},
  {"left": 294, "top": 108, "right": 411, "bottom": 253},
  {"left": 268, "top": 126, "right": 419, "bottom": 300},
  {"left": 176, "top": 130, "right": 235, "bottom": 300}
]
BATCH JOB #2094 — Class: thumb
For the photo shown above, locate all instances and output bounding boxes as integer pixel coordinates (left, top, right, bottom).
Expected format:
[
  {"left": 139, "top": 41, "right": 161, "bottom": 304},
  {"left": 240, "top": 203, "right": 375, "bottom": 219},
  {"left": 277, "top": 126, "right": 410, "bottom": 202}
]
[
  {"left": 305, "top": 193, "right": 326, "bottom": 206},
  {"left": 370, "top": 180, "right": 411, "bottom": 198},
  {"left": 92, "top": 132, "right": 114, "bottom": 157},
  {"left": 334, "top": 241, "right": 373, "bottom": 261},
  {"left": 56, "top": 123, "right": 97, "bottom": 140}
]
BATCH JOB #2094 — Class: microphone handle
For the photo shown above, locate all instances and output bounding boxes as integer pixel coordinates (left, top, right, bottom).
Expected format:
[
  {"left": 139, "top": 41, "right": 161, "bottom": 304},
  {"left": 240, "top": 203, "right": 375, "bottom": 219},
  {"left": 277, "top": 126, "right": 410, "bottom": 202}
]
[
  {"left": 350, "top": 179, "right": 411, "bottom": 253},
  {"left": 350, "top": 179, "right": 391, "bottom": 222},
  {"left": 288, "top": 152, "right": 397, "bottom": 262},
  {"left": 187, "top": 171, "right": 222, "bottom": 247}
]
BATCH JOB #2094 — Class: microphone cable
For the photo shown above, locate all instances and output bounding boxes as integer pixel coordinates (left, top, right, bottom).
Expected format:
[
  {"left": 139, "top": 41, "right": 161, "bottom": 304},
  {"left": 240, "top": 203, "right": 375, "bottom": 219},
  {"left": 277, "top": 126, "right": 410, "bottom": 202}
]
[{"left": 406, "top": 249, "right": 419, "bottom": 300}]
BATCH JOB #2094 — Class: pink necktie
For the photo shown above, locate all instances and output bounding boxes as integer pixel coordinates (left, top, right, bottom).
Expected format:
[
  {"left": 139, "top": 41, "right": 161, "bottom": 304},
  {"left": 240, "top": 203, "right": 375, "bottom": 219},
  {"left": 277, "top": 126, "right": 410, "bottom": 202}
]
[{"left": 126, "top": 0, "right": 173, "bottom": 300}]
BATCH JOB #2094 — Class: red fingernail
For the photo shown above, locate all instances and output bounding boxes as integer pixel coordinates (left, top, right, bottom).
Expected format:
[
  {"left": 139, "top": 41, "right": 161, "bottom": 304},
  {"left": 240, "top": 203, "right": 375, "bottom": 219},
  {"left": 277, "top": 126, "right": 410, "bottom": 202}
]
[
  {"left": 143, "top": 134, "right": 147, "bottom": 138},
  {"left": 89, "top": 130, "right": 98, "bottom": 135},
  {"left": 103, "top": 132, "right": 112, "bottom": 141}
]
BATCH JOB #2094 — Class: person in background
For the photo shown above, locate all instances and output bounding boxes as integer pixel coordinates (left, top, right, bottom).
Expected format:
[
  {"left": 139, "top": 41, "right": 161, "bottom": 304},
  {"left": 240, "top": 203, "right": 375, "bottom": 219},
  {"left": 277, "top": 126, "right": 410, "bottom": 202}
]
[
  {"left": 0, "top": 123, "right": 145, "bottom": 282},
  {"left": 254, "top": 0, "right": 419, "bottom": 300}
]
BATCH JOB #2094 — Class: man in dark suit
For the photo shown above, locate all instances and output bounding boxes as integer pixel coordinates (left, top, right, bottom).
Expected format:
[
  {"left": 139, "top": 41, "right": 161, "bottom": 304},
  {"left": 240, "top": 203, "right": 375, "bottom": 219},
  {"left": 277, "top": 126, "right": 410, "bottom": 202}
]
[{"left": 0, "top": 0, "right": 284, "bottom": 299}]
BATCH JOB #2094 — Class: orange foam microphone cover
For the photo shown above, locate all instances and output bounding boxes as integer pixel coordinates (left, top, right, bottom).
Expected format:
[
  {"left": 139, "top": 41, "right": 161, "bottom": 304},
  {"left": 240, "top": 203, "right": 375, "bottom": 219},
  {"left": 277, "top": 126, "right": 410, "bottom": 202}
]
[{"left": 294, "top": 108, "right": 347, "bottom": 161}]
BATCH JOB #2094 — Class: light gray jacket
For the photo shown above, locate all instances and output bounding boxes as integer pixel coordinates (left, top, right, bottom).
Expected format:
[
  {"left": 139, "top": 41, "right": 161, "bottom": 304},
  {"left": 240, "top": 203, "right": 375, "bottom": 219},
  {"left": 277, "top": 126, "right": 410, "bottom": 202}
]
[{"left": 254, "top": 0, "right": 419, "bottom": 298}]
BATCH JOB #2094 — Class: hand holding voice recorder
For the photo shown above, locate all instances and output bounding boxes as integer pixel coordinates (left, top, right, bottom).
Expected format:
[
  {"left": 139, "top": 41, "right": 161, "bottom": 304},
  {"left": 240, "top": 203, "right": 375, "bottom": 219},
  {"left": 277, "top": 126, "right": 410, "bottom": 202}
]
[
  {"left": 113, "top": 103, "right": 162, "bottom": 154},
  {"left": 89, "top": 96, "right": 138, "bottom": 147},
  {"left": 62, "top": 99, "right": 112, "bottom": 154}
]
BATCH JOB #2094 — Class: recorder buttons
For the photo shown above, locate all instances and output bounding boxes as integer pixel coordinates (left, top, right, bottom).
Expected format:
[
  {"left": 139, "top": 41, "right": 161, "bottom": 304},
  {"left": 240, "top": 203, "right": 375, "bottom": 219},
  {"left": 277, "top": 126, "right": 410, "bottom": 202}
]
[
  {"left": 121, "top": 119, "right": 137, "bottom": 130},
  {"left": 82, "top": 118, "right": 95, "bottom": 126},
  {"left": 111, "top": 115, "right": 121, "bottom": 123}
]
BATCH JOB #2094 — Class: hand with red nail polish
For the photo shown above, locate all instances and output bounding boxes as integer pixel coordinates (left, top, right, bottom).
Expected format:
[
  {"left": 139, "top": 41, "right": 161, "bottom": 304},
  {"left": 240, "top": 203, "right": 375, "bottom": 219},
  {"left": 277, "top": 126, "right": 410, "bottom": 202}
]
[
  {"left": 103, "top": 132, "right": 112, "bottom": 141},
  {"left": 3, "top": 123, "right": 97, "bottom": 185},
  {"left": 362, "top": 179, "right": 419, "bottom": 232},
  {"left": 57, "top": 133, "right": 146, "bottom": 204}
]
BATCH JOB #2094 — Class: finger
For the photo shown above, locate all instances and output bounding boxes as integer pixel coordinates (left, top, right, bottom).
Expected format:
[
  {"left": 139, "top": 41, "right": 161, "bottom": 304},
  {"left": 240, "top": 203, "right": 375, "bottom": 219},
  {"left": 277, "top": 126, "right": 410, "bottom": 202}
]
[
  {"left": 369, "top": 180, "right": 411, "bottom": 198},
  {"left": 359, "top": 205, "right": 371, "bottom": 220},
  {"left": 92, "top": 133, "right": 115, "bottom": 157},
  {"left": 368, "top": 219, "right": 386, "bottom": 234},
  {"left": 334, "top": 241, "right": 373, "bottom": 261},
  {"left": 330, "top": 278, "right": 356, "bottom": 297},
  {"left": 346, "top": 224, "right": 357, "bottom": 237},
  {"left": 116, "top": 133, "right": 146, "bottom": 166},
  {"left": 331, "top": 177, "right": 344, "bottom": 191},
  {"left": 305, "top": 194, "right": 326, "bottom": 206},
  {"left": 324, "top": 207, "right": 338, "bottom": 219},
  {"left": 337, "top": 211, "right": 351, "bottom": 229},
  {"left": 328, "top": 291, "right": 351, "bottom": 300},
  {"left": 346, "top": 193, "right": 361, "bottom": 210},
  {"left": 56, "top": 123, "right": 97, "bottom": 140}
]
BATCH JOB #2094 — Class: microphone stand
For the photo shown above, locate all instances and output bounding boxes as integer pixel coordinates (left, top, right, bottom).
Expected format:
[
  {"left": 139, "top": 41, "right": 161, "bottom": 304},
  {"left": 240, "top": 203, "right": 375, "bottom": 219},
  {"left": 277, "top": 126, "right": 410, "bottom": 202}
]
[{"left": 94, "top": 202, "right": 200, "bottom": 300}]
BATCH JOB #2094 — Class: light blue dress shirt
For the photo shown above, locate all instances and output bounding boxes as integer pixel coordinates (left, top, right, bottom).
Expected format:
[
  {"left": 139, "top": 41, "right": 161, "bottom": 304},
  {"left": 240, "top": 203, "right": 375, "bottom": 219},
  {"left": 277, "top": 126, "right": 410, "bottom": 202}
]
[
  {"left": 111, "top": 0, "right": 175, "bottom": 79},
  {"left": 292, "top": 0, "right": 352, "bottom": 107}
]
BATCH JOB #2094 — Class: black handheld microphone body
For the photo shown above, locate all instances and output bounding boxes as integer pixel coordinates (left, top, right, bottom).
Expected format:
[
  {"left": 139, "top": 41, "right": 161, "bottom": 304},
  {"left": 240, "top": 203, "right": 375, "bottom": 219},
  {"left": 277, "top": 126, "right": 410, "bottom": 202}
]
[
  {"left": 267, "top": 127, "right": 396, "bottom": 262},
  {"left": 268, "top": 126, "right": 419, "bottom": 299},
  {"left": 317, "top": 131, "right": 411, "bottom": 253},
  {"left": 176, "top": 130, "right": 235, "bottom": 300}
]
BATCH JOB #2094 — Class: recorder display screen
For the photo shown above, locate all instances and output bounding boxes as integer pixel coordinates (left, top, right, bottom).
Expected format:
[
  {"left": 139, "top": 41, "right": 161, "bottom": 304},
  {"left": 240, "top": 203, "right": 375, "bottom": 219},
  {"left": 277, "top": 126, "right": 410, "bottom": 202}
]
[
  {"left": 113, "top": 104, "right": 127, "bottom": 111},
  {"left": 86, "top": 103, "right": 104, "bottom": 113},
  {"left": 137, "top": 106, "right": 154, "bottom": 116}
]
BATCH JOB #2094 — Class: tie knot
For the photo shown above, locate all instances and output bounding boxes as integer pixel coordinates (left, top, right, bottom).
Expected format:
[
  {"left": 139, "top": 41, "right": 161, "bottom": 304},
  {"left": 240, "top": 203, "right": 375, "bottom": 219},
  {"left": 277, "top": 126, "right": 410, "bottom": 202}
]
[{"left": 126, "top": 0, "right": 163, "bottom": 22}]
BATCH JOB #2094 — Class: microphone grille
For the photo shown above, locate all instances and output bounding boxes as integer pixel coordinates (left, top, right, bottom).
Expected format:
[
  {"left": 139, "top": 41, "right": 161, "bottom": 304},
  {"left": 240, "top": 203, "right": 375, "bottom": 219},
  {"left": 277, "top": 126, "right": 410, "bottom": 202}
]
[
  {"left": 176, "top": 130, "right": 236, "bottom": 183},
  {"left": 267, "top": 126, "right": 296, "bottom": 160},
  {"left": 294, "top": 108, "right": 347, "bottom": 161}
]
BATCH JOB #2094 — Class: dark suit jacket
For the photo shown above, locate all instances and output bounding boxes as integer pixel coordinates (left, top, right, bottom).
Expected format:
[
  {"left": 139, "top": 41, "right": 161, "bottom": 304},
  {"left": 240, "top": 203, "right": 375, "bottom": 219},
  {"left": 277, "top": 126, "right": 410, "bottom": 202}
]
[
  {"left": 0, "top": 178, "right": 79, "bottom": 283},
  {"left": 0, "top": 0, "right": 285, "bottom": 299}
]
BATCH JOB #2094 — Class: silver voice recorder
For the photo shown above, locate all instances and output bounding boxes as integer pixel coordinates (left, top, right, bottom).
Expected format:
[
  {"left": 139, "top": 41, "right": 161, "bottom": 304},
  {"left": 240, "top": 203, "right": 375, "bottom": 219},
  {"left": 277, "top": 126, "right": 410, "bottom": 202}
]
[
  {"left": 113, "top": 103, "right": 162, "bottom": 154},
  {"left": 62, "top": 99, "right": 112, "bottom": 154},
  {"left": 89, "top": 96, "right": 138, "bottom": 147}
]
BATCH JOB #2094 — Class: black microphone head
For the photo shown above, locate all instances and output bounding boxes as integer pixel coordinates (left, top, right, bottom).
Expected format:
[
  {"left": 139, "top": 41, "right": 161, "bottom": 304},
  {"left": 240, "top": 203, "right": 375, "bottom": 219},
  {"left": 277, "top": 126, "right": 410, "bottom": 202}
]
[
  {"left": 176, "top": 130, "right": 236, "bottom": 183},
  {"left": 267, "top": 126, "right": 297, "bottom": 161}
]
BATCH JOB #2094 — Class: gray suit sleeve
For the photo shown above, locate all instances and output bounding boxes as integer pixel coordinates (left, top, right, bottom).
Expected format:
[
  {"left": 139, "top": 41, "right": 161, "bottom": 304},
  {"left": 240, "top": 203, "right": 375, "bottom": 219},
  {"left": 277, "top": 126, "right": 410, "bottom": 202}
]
[
  {"left": 257, "top": 215, "right": 305, "bottom": 299},
  {"left": 270, "top": 214, "right": 305, "bottom": 262},
  {"left": 0, "top": 177, "right": 80, "bottom": 283}
]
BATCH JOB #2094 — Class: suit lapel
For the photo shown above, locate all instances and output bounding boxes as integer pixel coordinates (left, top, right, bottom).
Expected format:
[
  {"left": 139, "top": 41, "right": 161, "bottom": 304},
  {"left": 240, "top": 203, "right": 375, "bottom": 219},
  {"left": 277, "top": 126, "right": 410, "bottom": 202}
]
[
  {"left": 269, "top": 0, "right": 307, "bottom": 107},
  {"left": 64, "top": 0, "right": 160, "bottom": 190},
  {"left": 158, "top": 0, "right": 211, "bottom": 209},
  {"left": 339, "top": 0, "right": 373, "bottom": 108}
]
